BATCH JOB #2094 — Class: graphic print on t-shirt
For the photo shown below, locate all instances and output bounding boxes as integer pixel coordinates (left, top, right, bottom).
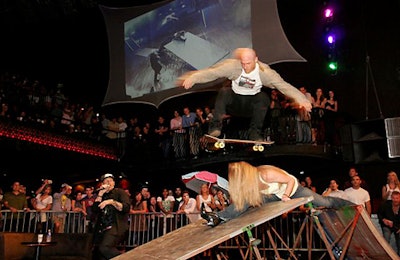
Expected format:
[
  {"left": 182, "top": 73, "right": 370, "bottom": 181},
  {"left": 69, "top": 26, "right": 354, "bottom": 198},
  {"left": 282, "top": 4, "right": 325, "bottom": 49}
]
[{"left": 238, "top": 75, "right": 256, "bottom": 89}]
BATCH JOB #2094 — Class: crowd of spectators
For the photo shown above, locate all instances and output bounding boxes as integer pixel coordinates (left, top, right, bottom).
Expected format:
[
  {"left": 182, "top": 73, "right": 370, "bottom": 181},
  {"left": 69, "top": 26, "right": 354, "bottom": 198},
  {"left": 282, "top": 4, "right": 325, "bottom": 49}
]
[
  {"left": 0, "top": 71, "right": 348, "bottom": 163},
  {"left": 1, "top": 162, "right": 399, "bottom": 255}
]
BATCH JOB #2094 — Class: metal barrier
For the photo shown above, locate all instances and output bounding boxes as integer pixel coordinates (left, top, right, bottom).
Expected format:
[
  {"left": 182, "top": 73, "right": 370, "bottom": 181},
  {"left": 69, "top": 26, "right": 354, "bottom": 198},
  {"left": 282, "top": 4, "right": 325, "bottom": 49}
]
[
  {"left": 1, "top": 210, "right": 326, "bottom": 254},
  {"left": 0, "top": 210, "right": 86, "bottom": 233}
]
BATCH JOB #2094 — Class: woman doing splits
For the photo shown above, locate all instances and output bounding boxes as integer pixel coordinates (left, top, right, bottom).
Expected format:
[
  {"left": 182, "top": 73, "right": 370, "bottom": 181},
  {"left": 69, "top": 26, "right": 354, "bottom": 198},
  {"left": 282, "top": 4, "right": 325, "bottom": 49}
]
[{"left": 201, "top": 161, "right": 353, "bottom": 227}]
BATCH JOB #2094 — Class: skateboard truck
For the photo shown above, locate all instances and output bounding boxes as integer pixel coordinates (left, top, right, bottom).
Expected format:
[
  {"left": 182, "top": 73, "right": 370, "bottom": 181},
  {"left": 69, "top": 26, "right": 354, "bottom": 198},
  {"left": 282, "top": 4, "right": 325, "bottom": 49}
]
[{"left": 242, "top": 224, "right": 263, "bottom": 259}]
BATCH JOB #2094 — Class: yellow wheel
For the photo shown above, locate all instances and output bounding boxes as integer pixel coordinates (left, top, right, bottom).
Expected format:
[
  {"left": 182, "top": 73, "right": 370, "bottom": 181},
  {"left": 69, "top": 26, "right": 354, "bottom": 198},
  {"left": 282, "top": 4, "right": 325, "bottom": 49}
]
[
  {"left": 219, "top": 142, "right": 225, "bottom": 149},
  {"left": 258, "top": 145, "right": 265, "bottom": 152},
  {"left": 253, "top": 145, "right": 259, "bottom": 151},
  {"left": 214, "top": 142, "right": 220, "bottom": 149}
]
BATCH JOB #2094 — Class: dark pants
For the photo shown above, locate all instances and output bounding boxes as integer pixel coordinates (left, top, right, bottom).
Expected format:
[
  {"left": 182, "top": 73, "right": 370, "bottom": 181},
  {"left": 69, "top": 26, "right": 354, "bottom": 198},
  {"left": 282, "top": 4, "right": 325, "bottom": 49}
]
[
  {"left": 217, "top": 186, "right": 353, "bottom": 220},
  {"left": 212, "top": 86, "right": 269, "bottom": 134},
  {"left": 94, "top": 225, "right": 126, "bottom": 260}
]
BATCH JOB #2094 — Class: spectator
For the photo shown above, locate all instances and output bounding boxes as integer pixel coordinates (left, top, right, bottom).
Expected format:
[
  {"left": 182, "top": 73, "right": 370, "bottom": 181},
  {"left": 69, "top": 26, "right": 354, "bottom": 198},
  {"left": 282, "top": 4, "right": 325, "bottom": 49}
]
[
  {"left": 154, "top": 115, "right": 171, "bottom": 159},
  {"left": 344, "top": 167, "right": 369, "bottom": 191},
  {"left": 129, "top": 191, "right": 148, "bottom": 247},
  {"left": 322, "top": 179, "right": 347, "bottom": 199},
  {"left": 214, "top": 189, "right": 230, "bottom": 212},
  {"left": 173, "top": 187, "right": 183, "bottom": 212},
  {"left": 52, "top": 183, "right": 72, "bottom": 233},
  {"left": 170, "top": 110, "right": 185, "bottom": 160},
  {"left": 311, "top": 88, "right": 327, "bottom": 145},
  {"left": 295, "top": 86, "right": 312, "bottom": 144},
  {"left": 324, "top": 90, "right": 338, "bottom": 145},
  {"left": 378, "top": 191, "right": 400, "bottom": 255},
  {"left": 71, "top": 191, "right": 87, "bottom": 233},
  {"left": 344, "top": 176, "right": 371, "bottom": 216},
  {"left": 196, "top": 183, "right": 215, "bottom": 213},
  {"left": 182, "top": 106, "right": 200, "bottom": 159},
  {"left": 83, "top": 186, "right": 97, "bottom": 233},
  {"left": 176, "top": 190, "right": 200, "bottom": 223},
  {"left": 304, "top": 176, "right": 317, "bottom": 193},
  {"left": 32, "top": 180, "right": 53, "bottom": 234},
  {"left": 382, "top": 171, "right": 400, "bottom": 201},
  {"left": 157, "top": 188, "right": 175, "bottom": 233},
  {"left": 2, "top": 181, "right": 29, "bottom": 231}
]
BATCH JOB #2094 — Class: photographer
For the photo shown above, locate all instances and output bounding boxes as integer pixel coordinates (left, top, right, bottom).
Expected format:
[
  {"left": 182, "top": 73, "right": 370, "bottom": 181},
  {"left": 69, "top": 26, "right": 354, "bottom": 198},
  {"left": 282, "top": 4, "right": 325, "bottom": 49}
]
[{"left": 92, "top": 173, "right": 130, "bottom": 260}]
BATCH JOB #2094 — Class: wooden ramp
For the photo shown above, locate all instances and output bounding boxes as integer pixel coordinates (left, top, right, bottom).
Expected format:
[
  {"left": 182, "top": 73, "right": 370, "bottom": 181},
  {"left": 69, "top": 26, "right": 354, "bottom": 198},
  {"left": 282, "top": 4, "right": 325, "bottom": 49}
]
[
  {"left": 317, "top": 206, "right": 399, "bottom": 259},
  {"left": 113, "top": 197, "right": 313, "bottom": 260}
]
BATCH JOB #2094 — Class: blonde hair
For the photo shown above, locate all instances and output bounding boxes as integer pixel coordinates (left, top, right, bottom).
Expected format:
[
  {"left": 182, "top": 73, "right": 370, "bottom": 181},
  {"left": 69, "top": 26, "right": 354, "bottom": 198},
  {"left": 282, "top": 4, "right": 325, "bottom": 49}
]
[
  {"left": 387, "top": 171, "right": 400, "bottom": 189},
  {"left": 228, "top": 161, "right": 262, "bottom": 211}
]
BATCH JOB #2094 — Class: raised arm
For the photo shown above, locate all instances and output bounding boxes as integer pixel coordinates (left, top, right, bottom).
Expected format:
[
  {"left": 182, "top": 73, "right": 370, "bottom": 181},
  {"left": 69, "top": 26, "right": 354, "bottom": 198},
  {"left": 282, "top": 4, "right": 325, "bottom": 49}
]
[
  {"left": 177, "top": 59, "right": 238, "bottom": 89},
  {"left": 259, "top": 165, "right": 296, "bottom": 201},
  {"left": 258, "top": 62, "right": 312, "bottom": 111}
]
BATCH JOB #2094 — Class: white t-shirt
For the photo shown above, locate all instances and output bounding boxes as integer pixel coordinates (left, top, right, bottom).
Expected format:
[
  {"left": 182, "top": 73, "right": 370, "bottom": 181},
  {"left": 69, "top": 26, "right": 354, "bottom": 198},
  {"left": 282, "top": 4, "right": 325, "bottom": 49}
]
[
  {"left": 178, "top": 198, "right": 200, "bottom": 223},
  {"left": 384, "top": 184, "right": 400, "bottom": 200},
  {"left": 35, "top": 194, "right": 53, "bottom": 222},
  {"left": 197, "top": 194, "right": 213, "bottom": 213},
  {"left": 343, "top": 187, "right": 370, "bottom": 207},
  {"left": 231, "top": 63, "right": 262, "bottom": 95}
]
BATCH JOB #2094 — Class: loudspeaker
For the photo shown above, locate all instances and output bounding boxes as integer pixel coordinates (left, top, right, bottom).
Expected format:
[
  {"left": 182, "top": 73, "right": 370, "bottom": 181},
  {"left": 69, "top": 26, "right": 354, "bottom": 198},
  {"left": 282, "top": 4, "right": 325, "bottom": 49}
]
[
  {"left": 385, "top": 117, "right": 400, "bottom": 158},
  {"left": 339, "top": 124, "right": 354, "bottom": 162},
  {"left": 340, "top": 119, "right": 388, "bottom": 163}
]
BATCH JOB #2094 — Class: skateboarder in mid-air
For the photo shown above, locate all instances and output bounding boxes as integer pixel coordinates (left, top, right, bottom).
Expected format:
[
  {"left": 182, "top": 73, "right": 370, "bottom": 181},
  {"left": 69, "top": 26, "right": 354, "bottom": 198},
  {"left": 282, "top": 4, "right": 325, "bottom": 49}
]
[
  {"left": 201, "top": 161, "right": 354, "bottom": 227},
  {"left": 178, "top": 48, "right": 311, "bottom": 141}
]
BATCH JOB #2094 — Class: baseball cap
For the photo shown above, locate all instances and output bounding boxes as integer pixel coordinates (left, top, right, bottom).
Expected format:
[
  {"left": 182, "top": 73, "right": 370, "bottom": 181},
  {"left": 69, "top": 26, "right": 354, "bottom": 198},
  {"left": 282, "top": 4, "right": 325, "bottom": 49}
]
[{"left": 101, "top": 173, "right": 114, "bottom": 181}]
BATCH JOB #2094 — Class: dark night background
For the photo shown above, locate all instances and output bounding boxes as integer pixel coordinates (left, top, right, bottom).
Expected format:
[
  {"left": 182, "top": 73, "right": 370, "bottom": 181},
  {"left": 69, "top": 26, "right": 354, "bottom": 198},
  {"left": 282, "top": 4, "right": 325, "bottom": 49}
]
[
  {"left": 0, "top": 0, "right": 399, "bottom": 196},
  {"left": 1, "top": 0, "right": 399, "bottom": 119}
]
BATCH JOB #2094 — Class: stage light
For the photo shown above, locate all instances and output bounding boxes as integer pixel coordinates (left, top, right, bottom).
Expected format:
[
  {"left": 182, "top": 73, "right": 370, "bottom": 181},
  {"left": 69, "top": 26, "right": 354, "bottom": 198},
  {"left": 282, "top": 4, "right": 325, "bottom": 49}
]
[
  {"left": 324, "top": 8, "right": 333, "bottom": 18},
  {"left": 327, "top": 34, "right": 335, "bottom": 44},
  {"left": 328, "top": 61, "right": 338, "bottom": 71}
]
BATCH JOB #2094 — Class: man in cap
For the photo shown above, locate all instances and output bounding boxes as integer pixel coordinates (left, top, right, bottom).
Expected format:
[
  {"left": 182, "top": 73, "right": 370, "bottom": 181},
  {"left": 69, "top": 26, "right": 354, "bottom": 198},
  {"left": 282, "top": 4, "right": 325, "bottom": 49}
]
[
  {"left": 52, "top": 183, "right": 72, "bottom": 233},
  {"left": 92, "top": 173, "right": 131, "bottom": 260}
]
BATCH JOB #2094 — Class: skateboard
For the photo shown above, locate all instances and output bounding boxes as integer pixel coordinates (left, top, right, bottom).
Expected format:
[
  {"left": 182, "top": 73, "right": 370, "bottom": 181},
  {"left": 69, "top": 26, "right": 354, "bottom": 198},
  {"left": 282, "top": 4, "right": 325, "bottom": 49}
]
[{"left": 204, "top": 134, "right": 274, "bottom": 152}]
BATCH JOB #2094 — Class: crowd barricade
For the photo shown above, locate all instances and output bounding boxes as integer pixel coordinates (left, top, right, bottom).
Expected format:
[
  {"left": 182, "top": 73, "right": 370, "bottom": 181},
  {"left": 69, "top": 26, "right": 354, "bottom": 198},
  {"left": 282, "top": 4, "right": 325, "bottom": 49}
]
[
  {"left": 0, "top": 210, "right": 326, "bottom": 253},
  {"left": 0, "top": 210, "right": 87, "bottom": 233}
]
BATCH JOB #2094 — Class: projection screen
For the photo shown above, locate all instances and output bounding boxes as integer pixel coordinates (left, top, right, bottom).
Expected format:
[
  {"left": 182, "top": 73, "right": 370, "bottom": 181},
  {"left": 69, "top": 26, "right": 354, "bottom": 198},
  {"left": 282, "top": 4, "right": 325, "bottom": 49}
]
[{"left": 100, "top": 0, "right": 306, "bottom": 108}]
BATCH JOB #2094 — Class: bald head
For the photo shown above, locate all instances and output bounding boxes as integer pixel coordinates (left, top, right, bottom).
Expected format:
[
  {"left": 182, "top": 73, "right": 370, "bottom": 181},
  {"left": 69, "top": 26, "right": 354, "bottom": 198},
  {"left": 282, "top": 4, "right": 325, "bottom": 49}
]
[{"left": 233, "top": 48, "right": 258, "bottom": 73}]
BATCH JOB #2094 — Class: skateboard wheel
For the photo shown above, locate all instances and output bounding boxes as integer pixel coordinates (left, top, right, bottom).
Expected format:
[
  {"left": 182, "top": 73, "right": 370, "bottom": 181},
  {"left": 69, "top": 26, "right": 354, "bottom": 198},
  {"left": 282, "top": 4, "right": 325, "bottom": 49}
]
[
  {"left": 219, "top": 142, "right": 225, "bottom": 149},
  {"left": 258, "top": 145, "right": 264, "bottom": 152},
  {"left": 214, "top": 142, "right": 220, "bottom": 149},
  {"left": 252, "top": 145, "right": 258, "bottom": 151}
]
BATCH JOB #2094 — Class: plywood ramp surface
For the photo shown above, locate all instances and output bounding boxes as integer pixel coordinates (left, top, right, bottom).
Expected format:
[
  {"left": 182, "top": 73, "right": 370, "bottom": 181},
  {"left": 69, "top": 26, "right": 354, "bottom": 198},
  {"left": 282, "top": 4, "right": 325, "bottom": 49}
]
[
  {"left": 112, "top": 196, "right": 313, "bottom": 260},
  {"left": 318, "top": 207, "right": 399, "bottom": 260}
]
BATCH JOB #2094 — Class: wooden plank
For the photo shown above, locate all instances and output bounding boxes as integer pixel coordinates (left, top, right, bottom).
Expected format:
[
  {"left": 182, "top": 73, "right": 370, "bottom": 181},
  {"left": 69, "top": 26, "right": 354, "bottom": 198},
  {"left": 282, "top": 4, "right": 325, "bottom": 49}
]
[
  {"left": 317, "top": 206, "right": 399, "bottom": 259},
  {"left": 112, "top": 197, "right": 313, "bottom": 260}
]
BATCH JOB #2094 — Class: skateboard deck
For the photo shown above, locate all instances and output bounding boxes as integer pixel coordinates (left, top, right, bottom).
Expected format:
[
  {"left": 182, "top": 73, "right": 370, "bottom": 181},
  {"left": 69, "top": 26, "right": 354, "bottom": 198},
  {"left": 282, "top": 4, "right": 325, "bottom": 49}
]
[
  {"left": 204, "top": 134, "right": 274, "bottom": 152},
  {"left": 112, "top": 196, "right": 313, "bottom": 260},
  {"left": 317, "top": 206, "right": 398, "bottom": 259}
]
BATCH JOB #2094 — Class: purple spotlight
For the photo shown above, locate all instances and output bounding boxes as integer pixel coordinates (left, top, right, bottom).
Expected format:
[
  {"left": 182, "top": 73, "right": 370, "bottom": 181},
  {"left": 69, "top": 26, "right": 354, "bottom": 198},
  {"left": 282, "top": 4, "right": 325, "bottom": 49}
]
[
  {"left": 324, "top": 8, "right": 333, "bottom": 18},
  {"left": 327, "top": 35, "right": 335, "bottom": 44}
]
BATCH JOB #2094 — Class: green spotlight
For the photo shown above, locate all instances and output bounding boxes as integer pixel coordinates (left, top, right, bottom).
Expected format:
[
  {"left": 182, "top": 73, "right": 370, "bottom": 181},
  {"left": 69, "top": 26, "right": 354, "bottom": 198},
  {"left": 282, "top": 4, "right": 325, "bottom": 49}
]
[{"left": 328, "top": 61, "right": 338, "bottom": 71}]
